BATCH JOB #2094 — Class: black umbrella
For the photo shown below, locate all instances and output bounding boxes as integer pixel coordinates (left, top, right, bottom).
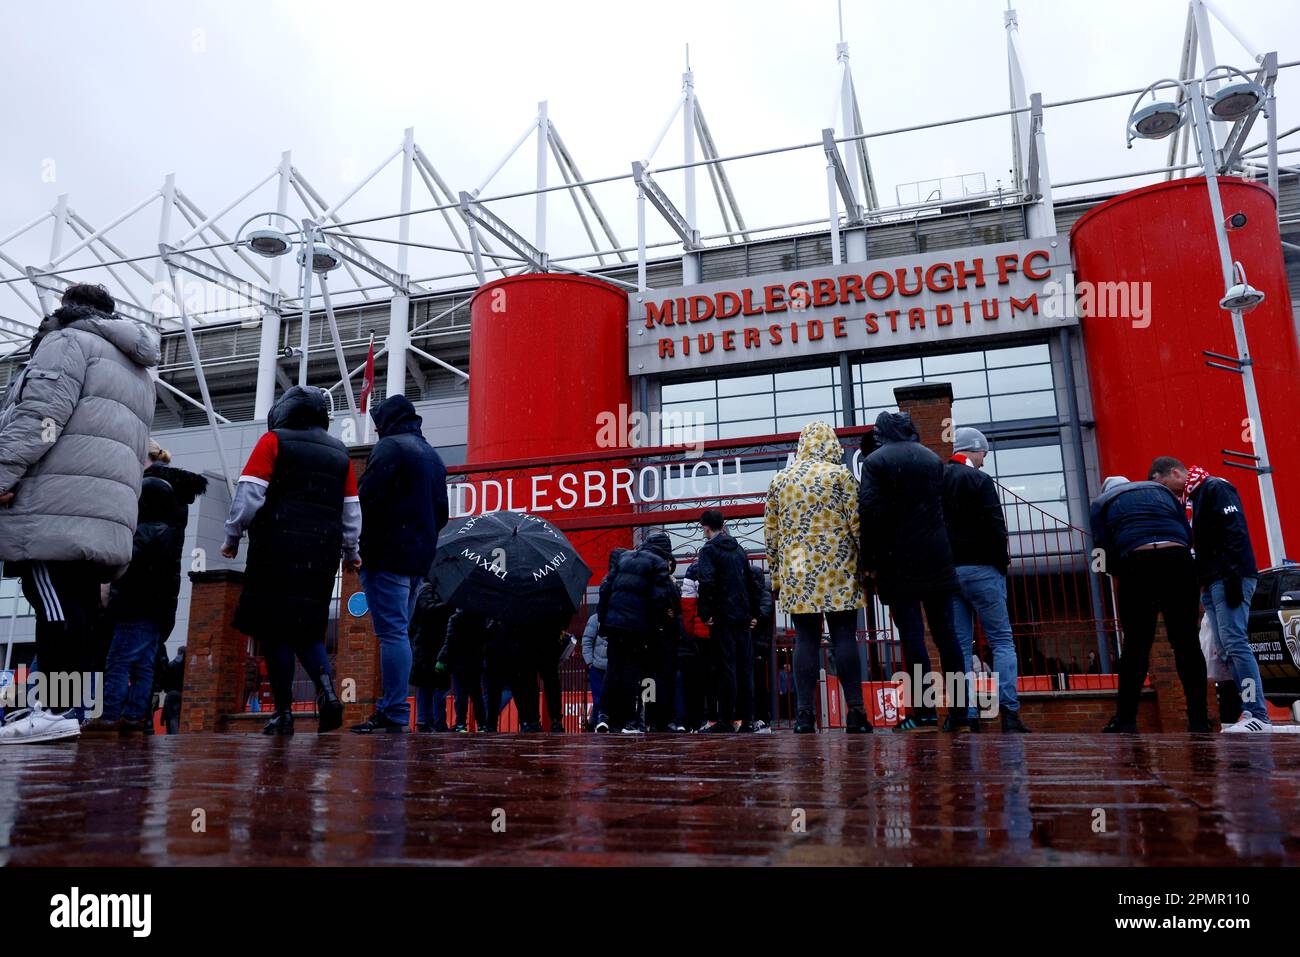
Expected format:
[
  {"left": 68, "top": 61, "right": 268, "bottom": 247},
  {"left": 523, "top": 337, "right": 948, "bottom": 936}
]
[{"left": 429, "top": 510, "right": 592, "bottom": 627}]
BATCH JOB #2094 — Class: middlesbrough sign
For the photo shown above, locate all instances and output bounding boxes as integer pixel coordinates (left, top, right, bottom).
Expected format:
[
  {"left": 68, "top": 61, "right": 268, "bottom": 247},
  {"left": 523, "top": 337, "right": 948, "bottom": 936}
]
[{"left": 628, "top": 235, "right": 1075, "bottom": 376}]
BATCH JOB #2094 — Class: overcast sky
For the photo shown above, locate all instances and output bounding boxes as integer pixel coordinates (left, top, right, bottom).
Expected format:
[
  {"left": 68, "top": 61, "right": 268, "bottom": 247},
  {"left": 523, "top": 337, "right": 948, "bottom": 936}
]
[{"left": 1, "top": 0, "right": 1297, "bottom": 324}]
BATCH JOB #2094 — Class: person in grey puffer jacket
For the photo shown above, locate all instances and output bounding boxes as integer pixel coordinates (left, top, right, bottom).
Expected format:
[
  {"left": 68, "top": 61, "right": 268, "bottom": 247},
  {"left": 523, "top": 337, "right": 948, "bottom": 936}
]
[{"left": 0, "top": 284, "right": 159, "bottom": 742}]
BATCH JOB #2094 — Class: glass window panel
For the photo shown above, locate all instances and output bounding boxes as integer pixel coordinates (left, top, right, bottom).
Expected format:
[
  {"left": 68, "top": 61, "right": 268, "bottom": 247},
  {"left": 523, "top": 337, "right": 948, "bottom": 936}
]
[
  {"left": 663, "top": 420, "right": 717, "bottom": 445},
  {"left": 986, "top": 343, "right": 1050, "bottom": 368},
  {"left": 860, "top": 377, "right": 923, "bottom": 407},
  {"left": 774, "top": 387, "right": 836, "bottom": 418},
  {"left": 717, "top": 373, "right": 774, "bottom": 397},
  {"left": 987, "top": 363, "right": 1053, "bottom": 394},
  {"left": 718, "top": 394, "right": 775, "bottom": 421},
  {"left": 660, "top": 399, "right": 716, "bottom": 424},
  {"left": 998, "top": 472, "right": 1067, "bottom": 503},
  {"left": 939, "top": 370, "right": 989, "bottom": 399},
  {"left": 717, "top": 418, "right": 773, "bottom": 440},
  {"left": 778, "top": 413, "right": 838, "bottom": 434},
  {"left": 951, "top": 397, "right": 991, "bottom": 425},
  {"left": 858, "top": 404, "right": 898, "bottom": 424},
  {"left": 859, "top": 357, "right": 922, "bottom": 381},
  {"left": 774, "top": 367, "right": 833, "bottom": 389},
  {"left": 923, "top": 351, "right": 984, "bottom": 374},
  {"left": 990, "top": 391, "right": 1056, "bottom": 421},
  {"left": 992, "top": 444, "right": 1063, "bottom": 476},
  {"left": 661, "top": 380, "right": 714, "bottom": 402}
]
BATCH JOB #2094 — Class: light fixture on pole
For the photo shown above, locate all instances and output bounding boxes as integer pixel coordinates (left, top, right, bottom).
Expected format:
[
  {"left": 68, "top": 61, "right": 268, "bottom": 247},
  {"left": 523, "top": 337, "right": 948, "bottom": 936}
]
[
  {"left": 1125, "top": 65, "right": 1287, "bottom": 566},
  {"left": 235, "top": 212, "right": 297, "bottom": 259}
]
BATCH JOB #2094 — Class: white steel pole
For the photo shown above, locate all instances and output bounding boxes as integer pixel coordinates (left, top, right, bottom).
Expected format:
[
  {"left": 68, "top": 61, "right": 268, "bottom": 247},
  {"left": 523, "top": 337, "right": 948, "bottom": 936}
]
[
  {"left": 1190, "top": 88, "right": 1287, "bottom": 564},
  {"left": 254, "top": 152, "right": 292, "bottom": 421},
  {"left": 386, "top": 128, "right": 414, "bottom": 403},
  {"left": 298, "top": 222, "right": 314, "bottom": 387},
  {"left": 167, "top": 264, "right": 233, "bottom": 493},
  {"left": 535, "top": 101, "right": 548, "bottom": 259}
]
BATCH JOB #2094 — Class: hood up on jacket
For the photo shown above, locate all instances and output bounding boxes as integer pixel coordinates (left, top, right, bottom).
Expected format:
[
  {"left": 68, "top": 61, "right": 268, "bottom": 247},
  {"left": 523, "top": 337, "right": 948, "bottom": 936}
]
[
  {"left": 641, "top": 531, "right": 674, "bottom": 563},
  {"left": 873, "top": 410, "right": 920, "bottom": 444},
  {"left": 608, "top": 547, "right": 629, "bottom": 573},
  {"left": 145, "top": 463, "right": 209, "bottom": 506},
  {"left": 269, "top": 385, "right": 330, "bottom": 431},
  {"left": 36, "top": 304, "right": 161, "bottom": 367},
  {"left": 794, "top": 420, "right": 843, "bottom": 464},
  {"left": 371, "top": 394, "right": 423, "bottom": 437},
  {"left": 137, "top": 476, "right": 176, "bottom": 524}
]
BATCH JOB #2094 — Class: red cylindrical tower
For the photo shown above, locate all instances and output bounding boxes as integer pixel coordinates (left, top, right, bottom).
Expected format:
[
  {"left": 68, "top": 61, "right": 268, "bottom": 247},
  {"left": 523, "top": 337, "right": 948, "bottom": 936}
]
[
  {"left": 1070, "top": 177, "right": 1300, "bottom": 564},
  {"left": 466, "top": 273, "right": 633, "bottom": 581}
]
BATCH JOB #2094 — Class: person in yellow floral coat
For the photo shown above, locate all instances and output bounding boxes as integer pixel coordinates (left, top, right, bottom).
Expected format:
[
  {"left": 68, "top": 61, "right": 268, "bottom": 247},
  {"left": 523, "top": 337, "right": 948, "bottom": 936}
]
[{"left": 764, "top": 420, "right": 869, "bottom": 734}]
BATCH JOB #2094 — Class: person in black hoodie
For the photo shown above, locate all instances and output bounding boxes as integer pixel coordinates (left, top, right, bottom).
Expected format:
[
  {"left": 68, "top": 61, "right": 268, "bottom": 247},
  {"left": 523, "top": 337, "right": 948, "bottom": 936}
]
[
  {"left": 353, "top": 395, "right": 449, "bottom": 734},
  {"left": 858, "top": 411, "right": 967, "bottom": 732},
  {"left": 696, "top": 509, "right": 759, "bottom": 732},
  {"left": 1151, "top": 458, "right": 1267, "bottom": 732},
  {"left": 223, "top": 386, "right": 358, "bottom": 736},
  {"left": 1089, "top": 471, "right": 1206, "bottom": 733},
  {"left": 942, "top": 427, "right": 1029, "bottom": 733},
  {"left": 439, "top": 608, "right": 493, "bottom": 732},
  {"left": 595, "top": 531, "right": 678, "bottom": 734},
  {"left": 88, "top": 476, "right": 182, "bottom": 732},
  {"left": 749, "top": 566, "right": 776, "bottom": 732},
  {"left": 409, "top": 581, "right": 454, "bottom": 732}
]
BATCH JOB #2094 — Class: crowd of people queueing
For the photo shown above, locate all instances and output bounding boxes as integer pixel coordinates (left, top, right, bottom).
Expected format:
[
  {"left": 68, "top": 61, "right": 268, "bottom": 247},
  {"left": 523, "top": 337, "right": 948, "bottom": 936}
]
[{"left": 0, "top": 284, "right": 1271, "bottom": 741}]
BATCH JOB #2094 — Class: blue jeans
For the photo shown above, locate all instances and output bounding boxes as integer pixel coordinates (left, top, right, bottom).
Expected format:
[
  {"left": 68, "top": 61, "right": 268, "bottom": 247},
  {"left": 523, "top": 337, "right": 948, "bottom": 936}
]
[
  {"left": 588, "top": 665, "right": 606, "bottom": 719},
  {"left": 360, "top": 569, "right": 422, "bottom": 724},
  {"left": 952, "top": 565, "right": 1018, "bottom": 720},
  {"left": 416, "top": 685, "right": 449, "bottom": 729},
  {"left": 101, "top": 620, "right": 161, "bottom": 723},
  {"left": 1202, "top": 577, "right": 1267, "bottom": 721}
]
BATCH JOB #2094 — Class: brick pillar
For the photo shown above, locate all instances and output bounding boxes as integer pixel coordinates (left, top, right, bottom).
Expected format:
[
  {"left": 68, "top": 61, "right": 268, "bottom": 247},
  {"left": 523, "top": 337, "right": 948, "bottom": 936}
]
[
  {"left": 333, "top": 447, "right": 380, "bottom": 725},
  {"left": 894, "top": 382, "right": 954, "bottom": 460},
  {"left": 180, "top": 570, "right": 248, "bottom": 733},
  {"left": 334, "top": 563, "right": 381, "bottom": 725}
]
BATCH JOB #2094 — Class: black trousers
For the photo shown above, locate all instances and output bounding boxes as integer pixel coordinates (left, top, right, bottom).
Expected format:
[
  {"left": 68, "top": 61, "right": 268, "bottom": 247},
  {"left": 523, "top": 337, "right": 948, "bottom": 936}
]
[
  {"left": 792, "top": 609, "right": 863, "bottom": 716},
  {"left": 1114, "top": 548, "right": 1206, "bottom": 725},
  {"left": 679, "top": 653, "right": 707, "bottom": 729},
  {"left": 646, "top": 626, "right": 678, "bottom": 729},
  {"left": 511, "top": 642, "right": 562, "bottom": 728},
  {"left": 890, "top": 589, "right": 965, "bottom": 719},
  {"left": 452, "top": 660, "right": 488, "bottom": 728},
  {"left": 17, "top": 560, "right": 105, "bottom": 712},
  {"left": 709, "top": 619, "right": 749, "bottom": 725},
  {"left": 752, "top": 644, "right": 773, "bottom": 723},
  {"left": 262, "top": 639, "right": 330, "bottom": 714},
  {"left": 601, "top": 626, "right": 650, "bottom": 728}
]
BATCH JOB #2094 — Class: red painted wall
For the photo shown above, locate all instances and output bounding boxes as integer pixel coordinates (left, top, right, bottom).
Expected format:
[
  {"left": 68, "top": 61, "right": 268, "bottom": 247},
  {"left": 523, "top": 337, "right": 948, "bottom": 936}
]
[
  {"left": 1070, "top": 178, "right": 1300, "bottom": 565},
  {"left": 467, "top": 273, "right": 633, "bottom": 581}
]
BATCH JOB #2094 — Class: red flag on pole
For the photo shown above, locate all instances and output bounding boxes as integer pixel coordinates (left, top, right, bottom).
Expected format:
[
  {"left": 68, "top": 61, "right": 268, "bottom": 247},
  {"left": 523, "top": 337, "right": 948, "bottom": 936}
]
[{"left": 359, "top": 334, "right": 376, "bottom": 414}]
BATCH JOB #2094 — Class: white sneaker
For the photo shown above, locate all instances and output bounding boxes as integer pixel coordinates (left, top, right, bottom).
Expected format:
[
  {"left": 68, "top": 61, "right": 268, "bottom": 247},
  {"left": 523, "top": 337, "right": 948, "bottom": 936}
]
[
  {"left": 0, "top": 709, "right": 81, "bottom": 744},
  {"left": 753, "top": 720, "right": 773, "bottom": 734},
  {"left": 1222, "top": 714, "right": 1271, "bottom": 734}
]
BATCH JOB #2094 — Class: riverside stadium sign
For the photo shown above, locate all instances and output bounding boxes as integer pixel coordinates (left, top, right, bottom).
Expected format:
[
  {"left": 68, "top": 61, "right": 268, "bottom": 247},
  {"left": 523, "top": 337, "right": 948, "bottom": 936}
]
[{"left": 627, "top": 235, "right": 1075, "bottom": 376}]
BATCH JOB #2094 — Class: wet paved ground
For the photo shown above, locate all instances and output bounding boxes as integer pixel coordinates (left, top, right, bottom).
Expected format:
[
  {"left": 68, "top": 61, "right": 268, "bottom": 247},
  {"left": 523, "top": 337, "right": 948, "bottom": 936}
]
[{"left": 1, "top": 733, "right": 1297, "bottom": 866}]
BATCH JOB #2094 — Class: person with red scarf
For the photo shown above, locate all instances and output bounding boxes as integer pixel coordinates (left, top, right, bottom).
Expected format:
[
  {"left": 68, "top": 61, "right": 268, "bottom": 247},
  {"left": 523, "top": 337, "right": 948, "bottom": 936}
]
[{"left": 1150, "top": 457, "right": 1269, "bottom": 733}]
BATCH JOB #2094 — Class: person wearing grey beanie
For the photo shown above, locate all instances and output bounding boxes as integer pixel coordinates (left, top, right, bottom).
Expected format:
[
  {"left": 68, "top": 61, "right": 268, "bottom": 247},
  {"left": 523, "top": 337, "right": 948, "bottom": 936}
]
[{"left": 942, "top": 427, "right": 1029, "bottom": 733}]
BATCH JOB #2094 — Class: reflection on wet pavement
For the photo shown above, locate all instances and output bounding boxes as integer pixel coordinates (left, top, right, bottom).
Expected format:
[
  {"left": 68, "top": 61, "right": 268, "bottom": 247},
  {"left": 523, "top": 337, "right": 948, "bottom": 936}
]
[{"left": 0, "top": 734, "right": 1296, "bottom": 866}]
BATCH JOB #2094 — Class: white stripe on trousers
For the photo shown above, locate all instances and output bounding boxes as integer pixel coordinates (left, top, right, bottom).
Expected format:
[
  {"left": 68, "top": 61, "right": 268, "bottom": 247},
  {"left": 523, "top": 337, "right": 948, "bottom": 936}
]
[{"left": 30, "top": 561, "right": 65, "bottom": 623}]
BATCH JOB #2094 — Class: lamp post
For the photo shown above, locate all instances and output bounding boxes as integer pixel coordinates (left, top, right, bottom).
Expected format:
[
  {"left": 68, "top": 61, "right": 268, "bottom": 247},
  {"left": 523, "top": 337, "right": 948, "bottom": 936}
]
[
  {"left": 1126, "top": 66, "right": 1287, "bottom": 567},
  {"left": 235, "top": 212, "right": 342, "bottom": 387}
]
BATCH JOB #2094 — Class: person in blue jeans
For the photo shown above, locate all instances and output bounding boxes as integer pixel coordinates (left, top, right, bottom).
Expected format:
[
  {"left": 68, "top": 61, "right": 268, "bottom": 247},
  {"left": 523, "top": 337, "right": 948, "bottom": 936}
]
[
  {"left": 1152, "top": 458, "right": 1269, "bottom": 733},
  {"left": 351, "top": 396, "right": 448, "bottom": 734},
  {"left": 581, "top": 611, "right": 607, "bottom": 730},
  {"left": 87, "top": 475, "right": 185, "bottom": 733},
  {"left": 942, "top": 428, "right": 1030, "bottom": 733}
]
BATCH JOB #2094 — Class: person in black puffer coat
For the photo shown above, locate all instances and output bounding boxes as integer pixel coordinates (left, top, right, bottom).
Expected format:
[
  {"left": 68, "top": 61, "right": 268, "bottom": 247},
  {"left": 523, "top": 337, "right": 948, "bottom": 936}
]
[
  {"left": 409, "top": 582, "right": 454, "bottom": 732},
  {"left": 858, "top": 411, "right": 966, "bottom": 732},
  {"left": 90, "top": 476, "right": 183, "bottom": 731},
  {"left": 696, "top": 508, "right": 760, "bottom": 732},
  {"left": 222, "top": 386, "right": 359, "bottom": 736},
  {"left": 595, "top": 531, "right": 678, "bottom": 733},
  {"left": 440, "top": 608, "right": 492, "bottom": 732},
  {"left": 749, "top": 566, "right": 776, "bottom": 730}
]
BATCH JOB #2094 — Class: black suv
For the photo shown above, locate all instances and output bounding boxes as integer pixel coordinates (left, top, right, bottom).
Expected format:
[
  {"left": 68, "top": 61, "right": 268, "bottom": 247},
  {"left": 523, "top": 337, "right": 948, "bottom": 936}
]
[{"left": 1247, "top": 565, "right": 1300, "bottom": 709}]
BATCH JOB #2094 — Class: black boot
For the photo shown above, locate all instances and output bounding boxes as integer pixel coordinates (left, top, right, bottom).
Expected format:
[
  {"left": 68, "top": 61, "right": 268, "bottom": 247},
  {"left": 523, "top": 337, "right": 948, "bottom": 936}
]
[
  {"left": 1001, "top": 710, "right": 1031, "bottom": 733},
  {"left": 316, "top": 675, "right": 344, "bottom": 734},
  {"left": 845, "top": 706, "right": 872, "bottom": 734},
  {"left": 262, "top": 711, "right": 294, "bottom": 736},
  {"left": 793, "top": 709, "right": 817, "bottom": 733}
]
